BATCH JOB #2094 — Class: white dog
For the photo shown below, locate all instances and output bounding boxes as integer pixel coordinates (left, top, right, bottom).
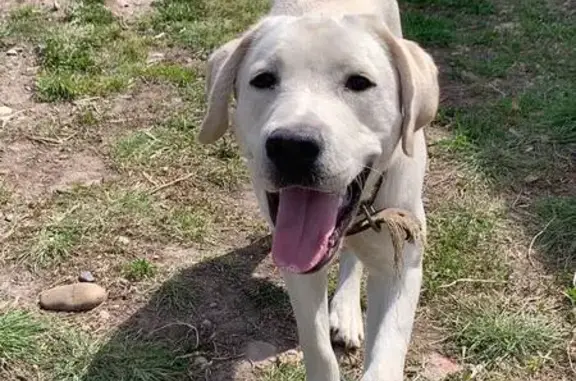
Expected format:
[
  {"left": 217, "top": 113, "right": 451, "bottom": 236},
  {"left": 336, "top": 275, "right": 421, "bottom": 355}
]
[{"left": 199, "top": 1, "right": 439, "bottom": 380}]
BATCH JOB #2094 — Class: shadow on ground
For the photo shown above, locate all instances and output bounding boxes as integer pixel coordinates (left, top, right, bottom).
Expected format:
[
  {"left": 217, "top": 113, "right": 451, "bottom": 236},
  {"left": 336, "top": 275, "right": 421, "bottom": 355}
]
[{"left": 81, "top": 234, "right": 298, "bottom": 381}]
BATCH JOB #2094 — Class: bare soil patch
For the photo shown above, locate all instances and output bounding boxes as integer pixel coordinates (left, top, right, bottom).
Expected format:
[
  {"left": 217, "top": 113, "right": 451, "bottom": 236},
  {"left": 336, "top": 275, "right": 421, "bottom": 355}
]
[{"left": 0, "top": 140, "right": 110, "bottom": 199}]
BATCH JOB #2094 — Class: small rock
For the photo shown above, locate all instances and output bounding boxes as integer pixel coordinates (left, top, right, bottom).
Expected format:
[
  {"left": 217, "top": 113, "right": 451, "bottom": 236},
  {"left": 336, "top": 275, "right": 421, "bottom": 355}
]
[
  {"left": 421, "top": 352, "right": 462, "bottom": 381},
  {"left": 209, "top": 302, "right": 218, "bottom": 308},
  {"left": 79, "top": 271, "right": 95, "bottom": 283},
  {"left": 200, "top": 319, "right": 213, "bottom": 332},
  {"left": 39, "top": 283, "right": 107, "bottom": 312},
  {"left": 192, "top": 356, "right": 210, "bottom": 370},
  {"left": 4, "top": 213, "right": 14, "bottom": 222},
  {"left": 51, "top": 0, "right": 60, "bottom": 11},
  {"left": 117, "top": 236, "right": 130, "bottom": 245},
  {"left": 6, "top": 48, "right": 18, "bottom": 56},
  {"left": 99, "top": 310, "right": 111, "bottom": 320},
  {"left": 523, "top": 174, "right": 540, "bottom": 184},
  {"left": 0, "top": 106, "right": 13, "bottom": 116},
  {"left": 245, "top": 341, "right": 278, "bottom": 364}
]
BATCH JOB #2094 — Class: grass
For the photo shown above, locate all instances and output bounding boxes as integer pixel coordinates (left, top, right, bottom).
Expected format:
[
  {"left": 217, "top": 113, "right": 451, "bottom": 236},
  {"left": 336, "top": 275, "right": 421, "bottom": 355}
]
[
  {"left": 124, "top": 258, "right": 157, "bottom": 281},
  {"left": 143, "top": 0, "right": 269, "bottom": 55},
  {"left": 8, "top": 186, "right": 215, "bottom": 269},
  {"left": 0, "top": 310, "right": 45, "bottom": 363},
  {"left": 424, "top": 204, "right": 508, "bottom": 296},
  {"left": 535, "top": 197, "right": 576, "bottom": 267},
  {"left": 0, "top": 309, "right": 98, "bottom": 380},
  {"left": 260, "top": 363, "right": 306, "bottom": 381},
  {"left": 451, "top": 305, "right": 562, "bottom": 365},
  {"left": 111, "top": 114, "right": 247, "bottom": 190}
]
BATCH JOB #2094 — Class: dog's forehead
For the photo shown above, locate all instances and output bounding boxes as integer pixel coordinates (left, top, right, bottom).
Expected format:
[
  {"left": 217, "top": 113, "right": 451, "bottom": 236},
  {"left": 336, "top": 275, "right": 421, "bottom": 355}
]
[{"left": 249, "top": 16, "right": 383, "bottom": 68}]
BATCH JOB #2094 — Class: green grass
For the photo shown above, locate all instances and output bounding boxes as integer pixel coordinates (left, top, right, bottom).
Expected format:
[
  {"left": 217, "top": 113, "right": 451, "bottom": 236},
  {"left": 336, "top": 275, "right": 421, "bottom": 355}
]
[
  {"left": 153, "top": 278, "right": 197, "bottom": 313},
  {"left": 0, "top": 2, "right": 202, "bottom": 101},
  {"left": 0, "top": 310, "right": 46, "bottom": 363},
  {"left": 403, "top": 0, "right": 495, "bottom": 16},
  {"left": 535, "top": 197, "right": 576, "bottom": 267},
  {"left": 261, "top": 363, "right": 306, "bottom": 381},
  {"left": 0, "top": 309, "right": 98, "bottom": 380},
  {"left": 401, "top": 11, "right": 456, "bottom": 46},
  {"left": 452, "top": 307, "right": 562, "bottom": 365},
  {"left": 9, "top": 186, "right": 214, "bottom": 269},
  {"left": 83, "top": 335, "right": 190, "bottom": 381},
  {"left": 143, "top": 0, "right": 269, "bottom": 54},
  {"left": 111, "top": 114, "right": 247, "bottom": 190},
  {"left": 423, "top": 204, "right": 507, "bottom": 296},
  {"left": 124, "top": 258, "right": 157, "bottom": 281}
]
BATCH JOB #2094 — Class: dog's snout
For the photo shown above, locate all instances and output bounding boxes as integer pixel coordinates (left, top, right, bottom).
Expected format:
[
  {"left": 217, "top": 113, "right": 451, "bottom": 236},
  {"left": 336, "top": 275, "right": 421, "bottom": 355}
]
[{"left": 265, "top": 127, "right": 324, "bottom": 185}]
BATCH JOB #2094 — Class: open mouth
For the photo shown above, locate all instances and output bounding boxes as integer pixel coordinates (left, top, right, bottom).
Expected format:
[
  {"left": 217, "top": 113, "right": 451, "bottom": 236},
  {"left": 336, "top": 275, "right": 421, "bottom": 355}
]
[{"left": 266, "top": 167, "right": 371, "bottom": 274}]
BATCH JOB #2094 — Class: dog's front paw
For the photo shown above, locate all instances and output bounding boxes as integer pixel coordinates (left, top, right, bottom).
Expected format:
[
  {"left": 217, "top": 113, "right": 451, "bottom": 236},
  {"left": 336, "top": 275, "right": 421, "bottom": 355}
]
[{"left": 329, "top": 295, "right": 364, "bottom": 349}]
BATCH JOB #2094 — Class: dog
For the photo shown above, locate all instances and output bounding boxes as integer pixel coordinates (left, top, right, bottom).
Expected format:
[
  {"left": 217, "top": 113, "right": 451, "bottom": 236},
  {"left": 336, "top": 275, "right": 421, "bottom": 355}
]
[{"left": 199, "top": 1, "right": 439, "bottom": 380}]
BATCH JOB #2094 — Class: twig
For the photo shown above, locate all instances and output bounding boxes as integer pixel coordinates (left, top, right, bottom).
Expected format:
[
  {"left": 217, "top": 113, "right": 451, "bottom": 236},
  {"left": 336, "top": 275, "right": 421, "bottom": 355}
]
[
  {"left": 26, "top": 132, "right": 77, "bottom": 145},
  {"left": 27, "top": 135, "right": 62, "bottom": 145},
  {"left": 487, "top": 82, "right": 506, "bottom": 97},
  {"left": 144, "top": 130, "right": 158, "bottom": 141},
  {"left": 142, "top": 171, "right": 159, "bottom": 187},
  {"left": 438, "top": 278, "right": 507, "bottom": 289},
  {"left": 527, "top": 217, "right": 555, "bottom": 267},
  {"left": 149, "top": 173, "right": 194, "bottom": 194}
]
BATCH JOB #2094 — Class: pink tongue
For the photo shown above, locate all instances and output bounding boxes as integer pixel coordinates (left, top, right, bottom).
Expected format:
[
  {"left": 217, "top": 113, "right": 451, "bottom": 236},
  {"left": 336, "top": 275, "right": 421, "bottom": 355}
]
[{"left": 271, "top": 188, "right": 340, "bottom": 273}]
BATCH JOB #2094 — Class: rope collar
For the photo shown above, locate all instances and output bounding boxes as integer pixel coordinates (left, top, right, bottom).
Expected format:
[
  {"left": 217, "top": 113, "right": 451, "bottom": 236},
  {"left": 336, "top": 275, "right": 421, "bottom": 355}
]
[{"left": 345, "top": 173, "right": 386, "bottom": 236}]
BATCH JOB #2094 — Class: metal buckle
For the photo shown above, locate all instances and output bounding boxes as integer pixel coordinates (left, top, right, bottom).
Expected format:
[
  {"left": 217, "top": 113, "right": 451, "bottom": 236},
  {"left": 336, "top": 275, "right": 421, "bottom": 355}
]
[{"left": 360, "top": 203, "right": 382, "bottom": 233}]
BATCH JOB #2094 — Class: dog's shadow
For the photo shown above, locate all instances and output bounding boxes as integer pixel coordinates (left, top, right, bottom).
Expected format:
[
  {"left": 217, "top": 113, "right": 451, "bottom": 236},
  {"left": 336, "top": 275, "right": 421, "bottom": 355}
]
[{"left": 81, "top": 235, "right": 299, "bottom": 380}]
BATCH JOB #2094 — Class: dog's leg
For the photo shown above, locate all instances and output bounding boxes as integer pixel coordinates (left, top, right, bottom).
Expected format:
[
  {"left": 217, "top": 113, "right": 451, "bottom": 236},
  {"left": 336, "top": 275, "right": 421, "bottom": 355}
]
[
  {"left": 360, "top": 242, "right": 423, "bottom": 381},
  {"left": 283, "top": 267, "right": 340, "bottom": 381},
  {"left": 329, "top": 250, "right": 364, "bottom": 349}
]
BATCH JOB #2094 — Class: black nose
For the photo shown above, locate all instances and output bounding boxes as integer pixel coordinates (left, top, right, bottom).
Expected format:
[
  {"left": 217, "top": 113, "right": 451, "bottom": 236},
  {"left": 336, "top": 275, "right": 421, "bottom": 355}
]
[{"left": 265, "top": 127, "right": 323, "bottom": 185}]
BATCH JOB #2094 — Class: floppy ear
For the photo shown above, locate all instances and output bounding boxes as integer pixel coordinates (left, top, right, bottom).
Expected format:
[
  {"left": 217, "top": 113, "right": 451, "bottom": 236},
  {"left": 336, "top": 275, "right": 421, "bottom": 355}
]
[
  {"left": 198, "top": 29, "right": 258, "bottom": 144},
  {"left": 370, "top": 23, "right": 440, "bottom": 157}
]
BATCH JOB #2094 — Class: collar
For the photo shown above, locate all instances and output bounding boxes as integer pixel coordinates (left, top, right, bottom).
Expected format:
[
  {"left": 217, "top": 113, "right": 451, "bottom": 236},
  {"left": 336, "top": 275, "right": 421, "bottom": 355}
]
[{"left": 345, "top": 173, "right": 386, "bottom": 236}]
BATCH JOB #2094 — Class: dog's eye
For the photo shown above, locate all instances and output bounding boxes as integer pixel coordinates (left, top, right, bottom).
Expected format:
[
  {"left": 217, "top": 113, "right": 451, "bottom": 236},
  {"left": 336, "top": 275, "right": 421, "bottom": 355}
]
[
  {"left": 345, "top": 74, "right": 376, "bottom": 92},
  {"left": 250, "top": 72, "right": 278, "bottom": 89}
]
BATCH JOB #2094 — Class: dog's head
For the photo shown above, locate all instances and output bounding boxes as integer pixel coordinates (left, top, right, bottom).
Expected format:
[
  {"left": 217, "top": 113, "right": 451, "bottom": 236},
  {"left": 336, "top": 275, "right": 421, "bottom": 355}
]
[{"left": 199, "top": 15, "right": 439, "bottom": 274}]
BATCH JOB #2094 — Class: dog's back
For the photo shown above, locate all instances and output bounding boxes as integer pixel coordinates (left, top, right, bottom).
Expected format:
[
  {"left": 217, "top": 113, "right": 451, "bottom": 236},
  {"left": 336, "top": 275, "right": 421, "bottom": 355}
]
[{"left": 270, "top": 0, "right": 403, "bottom": 36}]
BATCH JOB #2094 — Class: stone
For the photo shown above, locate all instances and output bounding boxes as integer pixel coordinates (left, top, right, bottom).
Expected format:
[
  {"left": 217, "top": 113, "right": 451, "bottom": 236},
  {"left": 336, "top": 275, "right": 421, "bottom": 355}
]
[
  {"left": 0, "top": 106, "right": 13, "bottom": 116},
  {"left": 192, "top": 356, "right": 209, "bottom": 370},
  {"left": 39, "top": 283, "right": 107, "bottom": 312},
  {"left": 99, "top": 310, "right": 111, "bottom": 320},
  {"left": 6, "top": 48, "right": 18, "bottom": 56},
  {"left": 420, "top": 352, "right": 462, "bottom": 381},
  {"left": 245, "top": 341, "right": 278, "bottom": 364},
  {"left": 117, "top": 236, "right": 130, "bottom": 245},
  {"left": 79, "top": 271, "right": 95, "bottom": 283},
  {"left": 523, "top": 174, "right": 540, "bottom": 184}
]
